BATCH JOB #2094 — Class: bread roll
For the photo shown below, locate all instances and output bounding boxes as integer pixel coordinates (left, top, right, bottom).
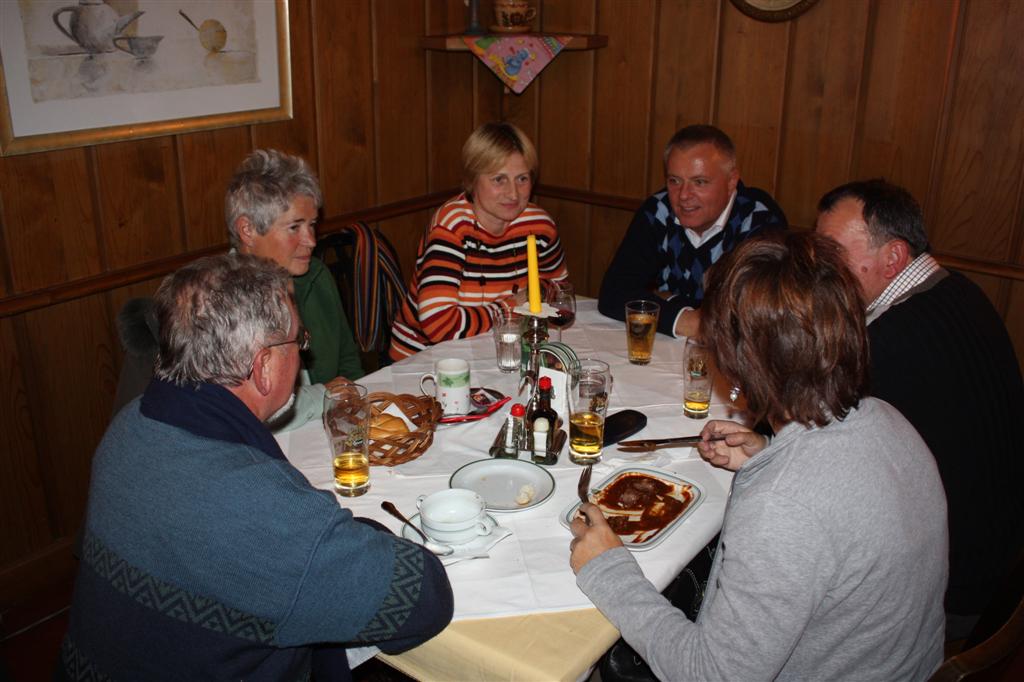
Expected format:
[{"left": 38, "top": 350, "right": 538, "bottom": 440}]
[{"left": 369, "top": 413, "right": 409, "bottom": 440}]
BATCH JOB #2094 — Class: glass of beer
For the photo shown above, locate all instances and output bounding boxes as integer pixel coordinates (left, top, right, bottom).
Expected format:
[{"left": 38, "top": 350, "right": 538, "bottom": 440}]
[
  {"left": 683, "top": 339, "right": 712, "bottom": 419},
  {"left": 625, "top": 300, "right": 660, "bottom": 365},
  {"left": 323, "top": 384, "right": 370, "bottom": 496},
  {"left": 568, "top": 358, "right": 612, "bottom": 464}
]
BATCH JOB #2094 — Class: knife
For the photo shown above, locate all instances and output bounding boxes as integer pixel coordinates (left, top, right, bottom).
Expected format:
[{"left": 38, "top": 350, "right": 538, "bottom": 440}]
[{"left": 617, "top": 434, "right": 726, "bottom": 451}]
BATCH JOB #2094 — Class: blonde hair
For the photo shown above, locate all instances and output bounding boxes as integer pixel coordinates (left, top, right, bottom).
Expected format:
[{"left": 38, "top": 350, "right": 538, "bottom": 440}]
[{"left": 461, "top": 122, "right": 538, "bottom": 195}]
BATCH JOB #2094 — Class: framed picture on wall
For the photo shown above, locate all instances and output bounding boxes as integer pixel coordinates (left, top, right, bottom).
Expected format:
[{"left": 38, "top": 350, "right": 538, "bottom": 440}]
[{"left": 0, "top": 0, "right": 291, "bottom": 156}]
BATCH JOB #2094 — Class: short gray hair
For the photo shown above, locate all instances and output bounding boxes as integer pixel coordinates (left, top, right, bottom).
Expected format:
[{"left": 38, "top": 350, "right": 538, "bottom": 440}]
[
  {"left": 225, "top": 149, "right": 323, "bottom": 248},
  {"left": 154, "top": 253, "right": 293, "bottom": 386}
]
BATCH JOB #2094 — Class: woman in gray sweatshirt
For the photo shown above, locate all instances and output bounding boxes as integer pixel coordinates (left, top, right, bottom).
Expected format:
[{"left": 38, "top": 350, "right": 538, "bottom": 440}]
[{"left": 571, "top": 232, "right": 947, "bottom": 681}]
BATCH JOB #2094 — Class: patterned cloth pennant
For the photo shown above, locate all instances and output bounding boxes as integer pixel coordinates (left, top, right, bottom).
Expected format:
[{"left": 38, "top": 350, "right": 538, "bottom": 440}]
[{"left": 462, "top": 34, "right": 572, "bottom": 94}]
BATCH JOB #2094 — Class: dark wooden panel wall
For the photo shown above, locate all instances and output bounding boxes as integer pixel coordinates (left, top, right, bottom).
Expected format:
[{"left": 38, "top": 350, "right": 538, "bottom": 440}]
[{"left": 2, "top": 0, "right": 1023, "bottom": 617}]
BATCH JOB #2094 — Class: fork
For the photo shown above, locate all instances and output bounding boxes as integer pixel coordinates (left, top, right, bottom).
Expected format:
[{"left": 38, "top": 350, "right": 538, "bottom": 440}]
[{"left": 576, "top": 464, "right": 593, "bottom": 525}]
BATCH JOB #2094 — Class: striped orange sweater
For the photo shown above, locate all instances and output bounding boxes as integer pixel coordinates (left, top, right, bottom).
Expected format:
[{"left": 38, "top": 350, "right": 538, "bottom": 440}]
[{"left": 389, "top": 194, "right": 568, "bottom": 360}]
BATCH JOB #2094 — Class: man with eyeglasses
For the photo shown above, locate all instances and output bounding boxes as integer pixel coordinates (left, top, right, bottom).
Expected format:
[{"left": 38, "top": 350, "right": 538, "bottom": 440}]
[{"left": 58, "top": 254, "right": 452, "bottom": 681}]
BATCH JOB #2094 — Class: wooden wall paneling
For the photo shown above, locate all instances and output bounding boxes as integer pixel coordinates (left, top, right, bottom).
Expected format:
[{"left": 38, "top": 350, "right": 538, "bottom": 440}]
[
  {"left": 647, "top": 0, "right": 720, "bottom": 194},
  {"left": 372, "top": 0, "right": 429, "bottom": 269},
  {"left": 715, "top": 3, "right": 789, "bottom": 194},
  {"left": 538, "top": 1, "right": 596, "bottom": 291},
  {"left": 252, "top": 0, "right": 318, "bottom": 164},
  {"left": 475, "top": 61, "right": 504, "bottom": 125},
  {"left": 0, "top": 149, "right": 102, "bottom": 293},
  {"left": 309, "top": 0, "right": 374, "bottom": 215},
  {"left": 374, "top": 0, "right": 428, "bottom": 204},
  {"left": 93, "top": 137, "right": 184, "bottom": 270},
  {"left": 0, "top": 318, "right": 51, "bottom": 564},
  {"left": 426, "top": 1, "right": 476, "bottom": 191},
  {"left": 853, "top": 0, "right": 958, "bottom": 204},
  {"left": 587, "top": 206, "right": 635, "bottom": 297},
  {"left": 586, "top": 1, "right": 656, "bottom": 296},
  {"left": 774, "top": 0, "right": 869, "bottom": 228},
  {"left": 378, "top": 210, "right": 433, "bottom": 283},
  {"left": 177, "top": 128, "right": 252, "bottom": 250},
  {"left": 590, "top": 0, "right": 656, "bottom": 198},
  {"left": 19, "top": 295, "right": 117, "bottom": 538},
  {"left": 930, "top": 0, "right": 1024, "bottom": 263}
]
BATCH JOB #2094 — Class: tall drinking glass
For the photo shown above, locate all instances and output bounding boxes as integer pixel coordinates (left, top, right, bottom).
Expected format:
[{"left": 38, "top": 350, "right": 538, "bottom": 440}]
[
  {"left": 683, "top": 339, "right": 712, "bottom": 419},
  {"left": 568, "top": 358, "right": 612, "bottom": 465},
  {"left": 625, "top": 300, "right": 659, "bottom": 365},
  {"left": 323, "top": 384, "right": 371, "bottom": 496},
  {"left": 490, "top": 307, "right": 523, "bottom": 374}
]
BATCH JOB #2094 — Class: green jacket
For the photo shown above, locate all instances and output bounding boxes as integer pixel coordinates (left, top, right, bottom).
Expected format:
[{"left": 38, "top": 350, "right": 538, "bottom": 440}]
[
  {"left": 270, "top": 258, "right": 364, "bottom": 433},
  {"left": 293, "top": 257, "right": 364, "bottom": 384}
]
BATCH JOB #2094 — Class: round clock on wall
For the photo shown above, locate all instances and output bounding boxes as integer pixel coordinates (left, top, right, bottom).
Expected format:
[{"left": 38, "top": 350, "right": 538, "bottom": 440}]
[{"left": 729, "top": 0, "right": 821, "bottom": 23}]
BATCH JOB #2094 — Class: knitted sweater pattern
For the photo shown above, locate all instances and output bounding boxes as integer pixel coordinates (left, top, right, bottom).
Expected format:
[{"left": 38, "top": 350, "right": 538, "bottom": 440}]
[{"left": 389, "top": 193, "right": 567, "bottom": 360}]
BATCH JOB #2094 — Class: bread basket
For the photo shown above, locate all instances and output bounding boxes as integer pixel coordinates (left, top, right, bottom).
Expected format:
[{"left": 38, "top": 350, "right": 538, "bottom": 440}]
[{"left": 366, "top": 392, "right": 442, "bottom": 466}]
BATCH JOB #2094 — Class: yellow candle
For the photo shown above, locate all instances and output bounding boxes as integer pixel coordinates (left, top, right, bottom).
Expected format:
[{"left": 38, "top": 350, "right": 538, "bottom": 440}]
[{"left": 526, "top": 235, "right": 542, "bottom": 314}]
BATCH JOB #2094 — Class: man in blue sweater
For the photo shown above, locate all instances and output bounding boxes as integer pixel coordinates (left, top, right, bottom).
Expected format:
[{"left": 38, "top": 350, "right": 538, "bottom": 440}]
[
  {"left": 59, "top": 254, "right": 452, "bottom": 681},
  {"left": 816, "top": 179, "right": 1024, "bottom": 640},
  {"left": 598, "top": 124, "right": 786, "bottom": 337}
]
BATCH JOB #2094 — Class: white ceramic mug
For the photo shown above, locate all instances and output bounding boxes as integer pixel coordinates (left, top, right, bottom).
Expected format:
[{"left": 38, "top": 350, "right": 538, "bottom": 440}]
[
  {"left": 417, "top": 488, "right": 495, "bottom": 544},
  {"left": 420, "top": 358, "right": 472, "bottom": 415}
]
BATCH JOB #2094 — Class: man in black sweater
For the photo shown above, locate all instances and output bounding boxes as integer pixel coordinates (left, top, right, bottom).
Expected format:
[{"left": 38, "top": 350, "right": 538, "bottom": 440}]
[{"left": 816, "top": 179, "right": 1024, "bottom": 640}]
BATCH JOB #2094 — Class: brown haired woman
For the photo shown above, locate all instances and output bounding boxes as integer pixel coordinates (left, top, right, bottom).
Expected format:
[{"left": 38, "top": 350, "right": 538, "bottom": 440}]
[{"left": 570, "top": 232, "right": 948, "bottom": 679}]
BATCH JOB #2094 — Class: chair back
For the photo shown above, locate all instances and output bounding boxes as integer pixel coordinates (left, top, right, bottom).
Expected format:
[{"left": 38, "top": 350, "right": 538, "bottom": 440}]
[
  {"left": 314, "top": 223, "right": 407, "bottom": 366},
  {"left": 930, "top": 549, "right": 1024, "bottom": 681},
  {"left": 111, "top": 297, "right": 159, "bottom": 417}
]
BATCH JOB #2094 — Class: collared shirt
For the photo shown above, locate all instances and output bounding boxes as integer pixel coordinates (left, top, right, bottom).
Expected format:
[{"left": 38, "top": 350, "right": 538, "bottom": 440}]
[
  {"left": 866, "top": 252, "right": 941, "bottom": 324},
  {"left": 681, "top": 191, "right": 738, "bottom": 249},
  {"left": 667, "top": 192, "right": 738, "bottom": 336}
]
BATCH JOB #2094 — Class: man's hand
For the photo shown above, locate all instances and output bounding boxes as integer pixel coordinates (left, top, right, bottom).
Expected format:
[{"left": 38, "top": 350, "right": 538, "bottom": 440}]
[
  {"left": 569, "top": 503, "right": 623, "bottom": 573},
  {"left": 674, "top": 308, "right": 701, "bottom": 338},
  {"left": 696, "top": 420, "right": 768, "bottom": 471}
]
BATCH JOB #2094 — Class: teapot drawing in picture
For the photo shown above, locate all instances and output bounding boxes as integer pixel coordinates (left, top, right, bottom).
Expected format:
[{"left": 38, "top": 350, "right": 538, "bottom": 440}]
[{"left": 52, "top": 0, "right": 144, "bottom": 54}]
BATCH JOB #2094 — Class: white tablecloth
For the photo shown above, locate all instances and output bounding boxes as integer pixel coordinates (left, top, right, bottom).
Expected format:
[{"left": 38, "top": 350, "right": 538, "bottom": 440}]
[{"left": 276, "top": 299, "right": 738, "bottom": 622}]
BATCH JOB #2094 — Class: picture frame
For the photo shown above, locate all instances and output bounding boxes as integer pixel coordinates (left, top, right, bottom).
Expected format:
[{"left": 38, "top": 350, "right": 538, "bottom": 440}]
[
  {"left": 0, "top": 0, "right": 291, "bottom": 156},
  {"left": 729, "top": 0, "right": 821, "bottom": 23}
]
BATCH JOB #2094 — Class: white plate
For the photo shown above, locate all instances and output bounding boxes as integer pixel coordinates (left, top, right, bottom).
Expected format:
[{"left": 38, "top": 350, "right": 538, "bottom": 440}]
[
  {"left": 401, "top": 513, "right": 511, "bottom": 562},
  {"left": 559, "top": 466, "right": 703, "bottom": 551},
  {"left": 449, "top": 458, "right": 556, "bottom": 512}
]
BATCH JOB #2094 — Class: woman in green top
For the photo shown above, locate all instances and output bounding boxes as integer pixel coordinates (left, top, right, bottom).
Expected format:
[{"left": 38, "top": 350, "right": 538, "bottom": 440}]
[{"left": 227, "top": 149, "right": 363, "bottom": 429}]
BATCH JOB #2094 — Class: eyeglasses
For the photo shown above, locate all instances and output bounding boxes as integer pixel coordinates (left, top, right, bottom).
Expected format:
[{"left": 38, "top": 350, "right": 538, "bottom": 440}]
[
  {"left": 265, "top": 326, "right": 310, "bottom": 352},
  {"left": 247, "top": 326, "right": 310, "bottom": 379}
]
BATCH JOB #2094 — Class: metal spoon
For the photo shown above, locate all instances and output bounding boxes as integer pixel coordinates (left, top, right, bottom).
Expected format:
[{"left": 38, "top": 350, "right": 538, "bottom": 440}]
[{"left": 380, "top": 501, "right": 454, "bottom": 556}]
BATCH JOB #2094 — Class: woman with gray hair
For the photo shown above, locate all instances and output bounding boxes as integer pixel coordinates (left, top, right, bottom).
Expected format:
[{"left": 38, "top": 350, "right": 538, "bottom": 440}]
[{"left": 226, "top": 149, "right": 363, "bottom": 429}]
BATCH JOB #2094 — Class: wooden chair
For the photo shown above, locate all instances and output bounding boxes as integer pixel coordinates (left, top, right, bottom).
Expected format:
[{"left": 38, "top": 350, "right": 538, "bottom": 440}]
[
  {"left": 314, "top": 223, "right": 408, "bottom": 369},
  {"left": 931, "top": 550, "right": 1024, "bottom": 681}
]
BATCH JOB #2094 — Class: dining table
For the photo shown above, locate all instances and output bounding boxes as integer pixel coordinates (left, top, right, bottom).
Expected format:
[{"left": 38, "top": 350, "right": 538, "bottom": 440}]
[{"left": 275, "top": 298, "right": 741, "bottom": 681}]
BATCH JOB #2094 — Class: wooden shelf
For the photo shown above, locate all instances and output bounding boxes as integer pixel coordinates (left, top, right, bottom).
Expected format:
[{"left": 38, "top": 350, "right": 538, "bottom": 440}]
[{"left": 421, "top": 33, "right": 607, "bottom": 51}]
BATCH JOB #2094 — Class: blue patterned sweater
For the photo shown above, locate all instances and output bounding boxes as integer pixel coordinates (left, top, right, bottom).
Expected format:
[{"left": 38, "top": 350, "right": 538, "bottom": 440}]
[
  {"left": 59, "top": 401, "right": 452, "bottom": 681},
  {"left": 598, "top": 181, "right": 786, "bottom": 335}
]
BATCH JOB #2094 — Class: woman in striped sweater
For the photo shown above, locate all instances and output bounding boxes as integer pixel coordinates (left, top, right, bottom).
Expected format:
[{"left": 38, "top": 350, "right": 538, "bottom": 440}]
[{"left": 389, "top": 122, "right": 568, "bottom": 361}]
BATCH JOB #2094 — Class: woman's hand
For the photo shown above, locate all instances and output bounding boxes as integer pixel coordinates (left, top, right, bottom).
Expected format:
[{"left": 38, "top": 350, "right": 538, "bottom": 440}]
[
  {"left": 696, "top": 420, "right": 768, "bottom": 471},
  {"left": 569, "top": 503, "right": 623, "bottom": 573},
  {"left": 324, "top": 376, "right": 355, "bottom": 395}
]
